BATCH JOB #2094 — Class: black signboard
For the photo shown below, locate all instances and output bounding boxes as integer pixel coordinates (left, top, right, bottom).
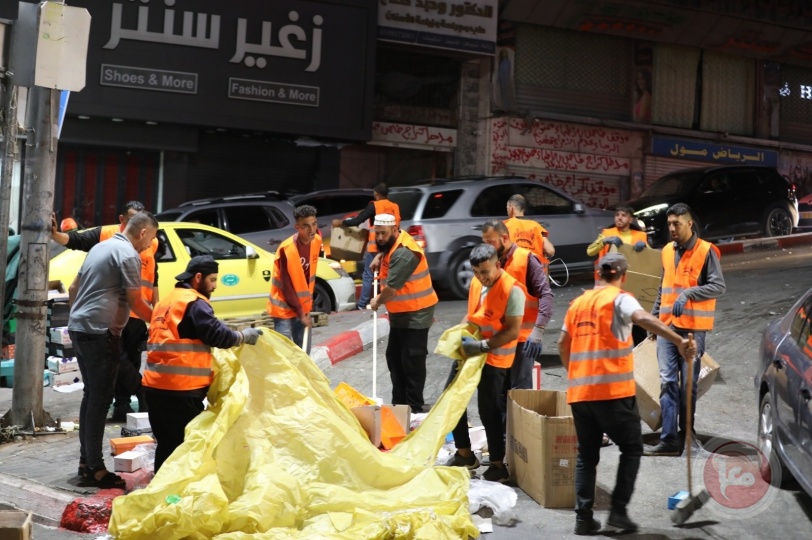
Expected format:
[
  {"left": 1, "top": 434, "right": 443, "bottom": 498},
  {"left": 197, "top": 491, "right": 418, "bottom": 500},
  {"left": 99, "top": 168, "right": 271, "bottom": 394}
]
[{"left": 63, "top": 0, "right": 377, "bottom": 141}]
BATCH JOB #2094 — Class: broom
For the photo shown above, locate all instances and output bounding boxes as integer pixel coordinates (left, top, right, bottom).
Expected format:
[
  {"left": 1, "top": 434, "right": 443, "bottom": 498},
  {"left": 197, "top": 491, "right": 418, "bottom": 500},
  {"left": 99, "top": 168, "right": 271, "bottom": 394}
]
[{"left": 671, "top": 333, "right": 710, "bottom": 525}]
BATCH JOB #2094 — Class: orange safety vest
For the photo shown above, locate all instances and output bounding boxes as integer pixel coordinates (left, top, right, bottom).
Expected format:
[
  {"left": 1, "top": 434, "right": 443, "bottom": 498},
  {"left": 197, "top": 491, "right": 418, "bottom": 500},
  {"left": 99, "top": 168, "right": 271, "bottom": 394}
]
[
  {"left": 501, "top": 246, "right": 540, "bottom": 343},
  {"left": 467, "top": 272, "right": 521, "bottom": 368},
  {"left": 100, "top": 226, "right": 159, "bottom": 319},
  {"left": 367, "top": 199, "right": 401, "bottom": 253},
  {"left": 598, "top": 227, "right": 649, "bottom": 259},
  {"left": 143, "top": 288, "right": 214, "bottom": 391},
  {"left": 564, "top": 286, "right": 635, "bottom": 404},
  {"left": 379, "top": 230, "right": 438, "bottom": 313},
  {"left": 267, "top": 234, "right": 322, "bottom": 318},
  {"left": 504, "top": 217, "right": 549, "bottom": 268},
  {"left": 659, "top": 239, "right": 719, "bottom": 331}
]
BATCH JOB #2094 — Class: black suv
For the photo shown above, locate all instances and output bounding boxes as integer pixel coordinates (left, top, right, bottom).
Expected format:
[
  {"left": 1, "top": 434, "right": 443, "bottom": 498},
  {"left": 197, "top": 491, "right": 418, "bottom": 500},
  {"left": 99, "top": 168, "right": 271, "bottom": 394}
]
[{"left": 620, "top": 166, "right": 798, "bottom": 247}]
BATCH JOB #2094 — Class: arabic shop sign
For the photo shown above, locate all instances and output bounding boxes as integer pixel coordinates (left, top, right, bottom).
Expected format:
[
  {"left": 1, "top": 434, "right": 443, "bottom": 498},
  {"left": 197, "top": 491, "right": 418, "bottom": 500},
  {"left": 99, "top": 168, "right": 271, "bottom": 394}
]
[
  {"left": 66, "top": 0, "right": 377, "bottom": 140},
  {"left": 651, "top": 136, "right": 778, "bottom": 168},
  {"left": 378, "top": 0, "right": 498, "bottom": 55}
]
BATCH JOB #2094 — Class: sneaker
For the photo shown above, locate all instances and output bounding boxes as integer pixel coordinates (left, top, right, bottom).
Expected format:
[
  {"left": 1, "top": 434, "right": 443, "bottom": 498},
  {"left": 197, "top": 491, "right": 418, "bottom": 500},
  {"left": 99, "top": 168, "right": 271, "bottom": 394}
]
[
  {"left": 607, "top": 509, "right": 638, "bottom": 532},
  {"left": 482, "top": 464, "right": 509, "bottom": 483},
  {"left": 574, "top": 517, "right": 601, "bottom": 535},
  {"left": 444, "top": 451, "right": 480, "bottom": 470},
  {"left": 643, "top": 441, "right": 681, "bottom": 456},
  {"left": 108, "top": 404, "right": 133, "bottom": 423}
]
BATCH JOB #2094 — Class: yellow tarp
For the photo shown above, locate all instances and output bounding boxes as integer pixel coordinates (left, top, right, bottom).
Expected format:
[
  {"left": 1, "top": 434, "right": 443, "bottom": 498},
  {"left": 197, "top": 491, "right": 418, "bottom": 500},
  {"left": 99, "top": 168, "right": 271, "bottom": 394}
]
[{"left": 109, "top": 324, "right": 485, "bottom": 539}]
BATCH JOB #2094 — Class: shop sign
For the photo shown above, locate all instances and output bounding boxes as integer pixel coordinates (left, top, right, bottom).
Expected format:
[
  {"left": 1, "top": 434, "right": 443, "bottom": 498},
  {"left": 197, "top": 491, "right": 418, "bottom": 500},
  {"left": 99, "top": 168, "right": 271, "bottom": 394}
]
[{"left": 652, "top": 136, "right": 778, "bottom": 167}]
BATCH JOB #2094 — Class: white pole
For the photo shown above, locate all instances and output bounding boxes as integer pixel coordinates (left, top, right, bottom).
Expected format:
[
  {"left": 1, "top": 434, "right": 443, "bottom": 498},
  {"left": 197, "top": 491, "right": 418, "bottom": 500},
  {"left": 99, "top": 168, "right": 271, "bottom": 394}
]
[{"left": 372, "top": 270, "right": 378, "bottom": 401}]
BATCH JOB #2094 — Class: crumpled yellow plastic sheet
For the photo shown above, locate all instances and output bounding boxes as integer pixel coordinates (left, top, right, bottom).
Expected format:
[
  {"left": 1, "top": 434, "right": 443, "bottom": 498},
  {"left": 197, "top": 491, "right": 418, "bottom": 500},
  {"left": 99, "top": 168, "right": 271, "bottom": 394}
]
[{"left": 109, "top": 324, "right": 486, "bottom": 539}]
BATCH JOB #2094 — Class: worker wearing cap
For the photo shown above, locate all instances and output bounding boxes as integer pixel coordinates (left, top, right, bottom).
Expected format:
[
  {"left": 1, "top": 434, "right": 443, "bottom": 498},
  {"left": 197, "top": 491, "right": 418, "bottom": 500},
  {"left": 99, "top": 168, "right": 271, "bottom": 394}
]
[
  {"left": 646, "top": 203, "right": 725, "bottom": 457},
  {"left": 369, "top": 212, "right": 438, "bottom": 414},
  {"left": 504, "top": 194, "right": 555, "bottom": 270},
  {"left": 268, "top": 205, "right": 321, "bottom": 351},
  {"left": 144, "top": 255, "right": 262, "bottom": 472},
  {"left": 334, "top": 183, "right": 400, "bottom": 310},
  {"left": 61, "top": 217, "right": 79, "bottom": 233},
  {"left": 559, "top": 252, "right": 696, "bottom": 535},
  {"left": 51, "top": 201, "right": 160, "bottom": 421}
]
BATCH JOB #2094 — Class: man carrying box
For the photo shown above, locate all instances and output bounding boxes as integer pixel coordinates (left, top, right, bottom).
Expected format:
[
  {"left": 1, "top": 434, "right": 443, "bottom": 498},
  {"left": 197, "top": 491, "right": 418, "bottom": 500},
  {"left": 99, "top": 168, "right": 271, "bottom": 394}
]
[{"left": 559, "top": 252, "right": 695, "bottom": 535}]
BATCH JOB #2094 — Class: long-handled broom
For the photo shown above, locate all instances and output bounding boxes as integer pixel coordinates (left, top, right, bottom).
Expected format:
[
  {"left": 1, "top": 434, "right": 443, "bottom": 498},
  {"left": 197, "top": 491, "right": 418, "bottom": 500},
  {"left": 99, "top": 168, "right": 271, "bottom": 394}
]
[{"left": 671, "top": 333, "right": 710, "bottom": 525}]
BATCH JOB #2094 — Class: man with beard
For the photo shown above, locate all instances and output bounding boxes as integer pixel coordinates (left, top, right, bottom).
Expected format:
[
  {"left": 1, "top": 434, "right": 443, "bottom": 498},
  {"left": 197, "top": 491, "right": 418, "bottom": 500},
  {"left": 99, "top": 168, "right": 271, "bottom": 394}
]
[
  {"left": 369, "top": 214, "right": 438, "bottom": 414},
  {"left": 143, "top": 255, "right": 263, "bottom": 472}
]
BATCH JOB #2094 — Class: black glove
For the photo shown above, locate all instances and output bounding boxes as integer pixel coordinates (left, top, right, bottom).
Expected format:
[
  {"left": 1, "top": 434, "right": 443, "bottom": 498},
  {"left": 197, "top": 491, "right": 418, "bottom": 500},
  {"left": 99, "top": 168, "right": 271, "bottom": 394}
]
[
  {"left": 603, "top": 236, "right": 623, "bottom": 248},
  {"left": 241, "top": 328, "right": 263, "bottom": 345},
  {"left": 633, "top": 240, "right": 647, "bottom": 252}
]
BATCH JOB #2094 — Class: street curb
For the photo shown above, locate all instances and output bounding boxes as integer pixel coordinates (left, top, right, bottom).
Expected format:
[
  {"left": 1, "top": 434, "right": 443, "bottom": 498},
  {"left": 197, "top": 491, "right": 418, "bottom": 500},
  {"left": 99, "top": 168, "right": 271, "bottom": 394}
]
[
  {"left": 0, "top": 472, "right": 75, "bottom": 527},
  {"left": 716, "top": 232, "right": 812, "bottom": 255},
  {"left": 311, "top": 314, "right": 389, "bottom": 371}
]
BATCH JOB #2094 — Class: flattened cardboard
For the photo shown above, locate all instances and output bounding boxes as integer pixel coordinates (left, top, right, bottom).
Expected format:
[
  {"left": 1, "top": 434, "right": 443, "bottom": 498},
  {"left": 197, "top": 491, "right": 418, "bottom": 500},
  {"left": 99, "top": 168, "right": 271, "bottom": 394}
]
[
  {"left": 330, "top": 226, "right": 366, "bottom": 261},
  {"left": 615, "top": 243, "right": 663, "bottom": 313}
]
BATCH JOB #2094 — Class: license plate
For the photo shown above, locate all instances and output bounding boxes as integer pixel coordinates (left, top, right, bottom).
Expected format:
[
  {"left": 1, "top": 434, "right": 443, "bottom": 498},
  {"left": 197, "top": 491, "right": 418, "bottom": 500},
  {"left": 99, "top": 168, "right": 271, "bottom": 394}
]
[{"left": 801, "top": 212, "right": 812, "bottom": 220}]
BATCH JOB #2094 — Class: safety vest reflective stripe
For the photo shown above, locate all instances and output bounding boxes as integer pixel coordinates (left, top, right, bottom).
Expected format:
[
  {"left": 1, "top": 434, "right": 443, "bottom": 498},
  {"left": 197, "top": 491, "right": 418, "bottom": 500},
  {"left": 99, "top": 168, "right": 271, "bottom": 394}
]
[
  {"left": 146, "top": 343, "right": 211, "bottom": 353},
  {"left": 145, "top": 362, "right": 212, "bottom": 377},
  {"left": 491, "top": 345, "right": 516, "bottom": 356},
  {"left": 392, "top": 287, "right": 436, "bottom": 302},
  {"left": 379, "top": 230, "right": 438, "bottom": 314},
  {"left": 367, "top": 199, "right": 401, "bottom": 253},
  {"left": 569, "top": 346, "right": 634, "bottom": 362},
  {"left": 269, "top": 297, "right": 291, "bottom": 309},
  {"left": 141, "top": 280, "right": 154, "bottom": 289},
  {"left": 406, "top": 268, "right": 431, "bottom": 282},
  {"left": 659, "top": 239, "right": 717, "bottom": 330},
  {"left": 267, "top": 234, "right": 321, "bottom": 318},
  {"left": 467, "top": 274, "right": 521, "bottom": 369},
  {"left": 568, "top": 371, "right": 634, "bottom": 388}
]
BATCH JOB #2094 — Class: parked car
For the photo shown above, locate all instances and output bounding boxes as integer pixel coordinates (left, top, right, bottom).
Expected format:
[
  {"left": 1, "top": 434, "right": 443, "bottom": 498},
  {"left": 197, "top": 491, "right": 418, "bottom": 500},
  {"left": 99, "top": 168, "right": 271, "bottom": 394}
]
[
  {"left": 797, "top": 192, "right": 812, "bottom": 231},
  {"left": 619, "top": 166, "right": 798, "bottom": 247},
  {"left": 387, "top": 176, "right": 613, "bottom": 299},
  {"left": 47, "top": 222, "right": 356, "bottom": 317},
  {"left": 756, "top": 287, "right": 812, "bottom": 496}
]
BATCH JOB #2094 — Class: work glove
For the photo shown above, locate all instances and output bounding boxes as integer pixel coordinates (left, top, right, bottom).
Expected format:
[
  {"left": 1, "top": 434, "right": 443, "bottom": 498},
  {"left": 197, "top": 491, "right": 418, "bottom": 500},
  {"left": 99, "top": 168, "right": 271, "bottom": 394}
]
[
  {"left": 671, "top": 293, "right": 688, "bottom": 318},
  {"left": 603, "top": 236, "right": 622, "bottom": 248},
  {"left": 633, "top": 240, "right": 647, "bottom": 252},
  {"left": 461, "top": 336, "right": 487, "bottom": 357},
  {"left": 523, "top": 326, "right": 544, "bottom": 360},
  {"left": 241, "top": 328, "right": 263, "bottom": 345}
]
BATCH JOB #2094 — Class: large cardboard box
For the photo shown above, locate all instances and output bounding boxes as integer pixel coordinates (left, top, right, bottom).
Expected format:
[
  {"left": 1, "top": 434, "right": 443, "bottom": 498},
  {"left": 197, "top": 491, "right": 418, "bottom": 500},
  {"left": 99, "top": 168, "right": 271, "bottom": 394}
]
[
  {"left": 615, "top": 244, "right": 662, "bottom": 313},
  {"left": 330, "top": 226, "right": 366, "bottom": 261},
  {"left": 351, "top": 404, "right": 410, "bottom": 449},
  {"left": 110, "top": 435, "right": 154, "bottom": 455},
  {"left": 633, "top": 338, "right": 721, "bottom": 431},
  {"left": 0, "top": 511, "right": 32, "bottom": 540},
  {"left": 507, "top": 390, "right": 578, "bottom": 508}
]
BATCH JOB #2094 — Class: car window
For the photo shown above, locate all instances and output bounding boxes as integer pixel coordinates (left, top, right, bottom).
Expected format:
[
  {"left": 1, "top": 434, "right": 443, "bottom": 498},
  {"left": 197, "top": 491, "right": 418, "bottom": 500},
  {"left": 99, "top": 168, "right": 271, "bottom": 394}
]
[
  {"left": 699, "top": 174, "right": 731, "bottom": 194},
  {"left": 303, "top": 195, "right": 369, "bottom": 216},
  {"left": 471, "top": 184, "right": 517, "bottom": 217},
  {"left": 789, "top": 296, "right": 812, "bottom": 349},
  {"left": 175, "top": 228, "right": 246, "bottom": 260},
  {"left": 388, "top": 190, "right": 423, "bottom": 220},
  {"left": 268, "top": 206, "right": 290, "bottom": 229},
  {"left": 422, "top": 189, "right": 463, "bottom": 219},
  {"left": 184, "top": 209, "right": 220, "bottom": 228},
  {"left": 642, "top": 172, "right": 698, "bottom": 197},
  {"left": 224, "top": 206, "right": 273, "bottom": 234},
  {"left": 727, "top": 171, "right": 762, "bottom": 191},
  {"left": 156, "top": 230, "right": 176, "bottom": 262},
  {"left": 156, "top": 210, "right": 183, "bottom": 222},
  {"left": 520, "top": 184, "right": 573, "bottom": 215}
]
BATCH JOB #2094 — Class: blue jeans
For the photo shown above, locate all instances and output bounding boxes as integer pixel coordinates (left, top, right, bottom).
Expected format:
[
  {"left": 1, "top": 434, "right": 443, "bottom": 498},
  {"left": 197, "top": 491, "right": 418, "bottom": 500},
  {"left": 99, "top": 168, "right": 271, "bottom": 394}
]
[
  {"left": 273, "top": 317, "right": 307, "bottom": 352},
  {"left": 70, "top": 330, "right": 121, "bottom": 470},
  {"left": 357, "top": 252, "right": 376, "bottom": 309},
  {"left": 656, "top": 331, "right": 705, "bottom": 445}
]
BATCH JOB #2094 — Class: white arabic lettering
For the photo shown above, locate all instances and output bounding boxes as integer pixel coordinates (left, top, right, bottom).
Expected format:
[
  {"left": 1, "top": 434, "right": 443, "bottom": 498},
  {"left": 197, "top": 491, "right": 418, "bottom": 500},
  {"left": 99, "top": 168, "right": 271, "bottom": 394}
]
[
  {"left": 230, "top": 11, "right": 323, "bottom": 72},
  {"left": 104, "top": 0, "right": 220, "bottom": 50},
  {"left": 718, "top": 460, "right": 755, "bottom": 500}
]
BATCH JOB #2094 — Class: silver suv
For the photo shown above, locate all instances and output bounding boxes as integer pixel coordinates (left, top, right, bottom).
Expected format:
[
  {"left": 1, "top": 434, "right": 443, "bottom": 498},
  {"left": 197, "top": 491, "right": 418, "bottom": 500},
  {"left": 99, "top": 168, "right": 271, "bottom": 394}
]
[{"left": 389, "top": 177, "right": 613, "bottom": 299}]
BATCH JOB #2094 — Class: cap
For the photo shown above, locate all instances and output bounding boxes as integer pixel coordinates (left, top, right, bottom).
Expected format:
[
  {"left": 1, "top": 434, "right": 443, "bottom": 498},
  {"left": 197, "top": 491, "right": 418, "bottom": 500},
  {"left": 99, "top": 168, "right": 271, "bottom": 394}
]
[
  {"left": 374, "top": 213, "right": 396, "bottom": 227},
  {"left": 599, "top": 252, "right": 628, "bottom": 275},
  {"left": 60, "top": 217, "right": 78, "bottom": 232},
  {"left": 175, "top": 255, "right": 219, "bottom": 281}
]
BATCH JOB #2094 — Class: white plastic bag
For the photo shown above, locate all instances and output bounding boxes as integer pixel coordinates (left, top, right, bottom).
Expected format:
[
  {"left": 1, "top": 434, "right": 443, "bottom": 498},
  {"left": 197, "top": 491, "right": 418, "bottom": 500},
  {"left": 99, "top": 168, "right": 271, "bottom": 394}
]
[{"left": 468, "top": 478, "right": 519, "bottom": 526}]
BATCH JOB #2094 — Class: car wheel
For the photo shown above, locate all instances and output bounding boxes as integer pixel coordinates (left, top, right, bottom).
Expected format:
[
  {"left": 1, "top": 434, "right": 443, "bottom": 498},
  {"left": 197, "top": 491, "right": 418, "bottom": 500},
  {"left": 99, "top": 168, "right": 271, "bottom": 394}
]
[
  {"left": 762, "top": 204, "right": 793, "bottom": 237},
  {"left": 313, "top": 280, "right": 334, "bottom": 313},
  {"left": 448, "top": 248, "right": 473, "bottom": 300},
  {"left": 758, "top": 392, "right": 789, "bottom": 486}
]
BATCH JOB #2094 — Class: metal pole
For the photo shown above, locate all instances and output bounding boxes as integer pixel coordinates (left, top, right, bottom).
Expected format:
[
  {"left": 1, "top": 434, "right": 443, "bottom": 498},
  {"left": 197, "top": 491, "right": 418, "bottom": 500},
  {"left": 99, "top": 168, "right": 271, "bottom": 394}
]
[{"left": 0, "top": 20, "right": 17, "bottom": 356}]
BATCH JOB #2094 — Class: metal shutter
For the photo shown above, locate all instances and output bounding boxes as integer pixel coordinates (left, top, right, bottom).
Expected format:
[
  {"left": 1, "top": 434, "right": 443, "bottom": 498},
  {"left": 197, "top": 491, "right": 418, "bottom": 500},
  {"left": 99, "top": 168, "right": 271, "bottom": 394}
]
[{"left": 643, "top": 156, "right": 706, "bottom": 189}]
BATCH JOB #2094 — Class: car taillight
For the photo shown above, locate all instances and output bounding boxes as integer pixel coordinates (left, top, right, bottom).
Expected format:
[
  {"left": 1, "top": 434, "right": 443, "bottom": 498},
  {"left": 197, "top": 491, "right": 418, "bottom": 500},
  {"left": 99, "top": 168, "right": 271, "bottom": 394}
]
[{"left": 408, "top": 225, "right": 427, "bottom": 249}]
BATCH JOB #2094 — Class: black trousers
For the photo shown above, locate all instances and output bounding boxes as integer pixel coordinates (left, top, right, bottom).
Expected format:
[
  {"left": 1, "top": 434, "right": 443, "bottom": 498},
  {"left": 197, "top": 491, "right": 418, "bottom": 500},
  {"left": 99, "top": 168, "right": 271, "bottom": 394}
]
[
  {"left": 385, "top": 326, "right": 428, "bottom": 413},
  {"left": 446, "top": 360, "right": 509, "bottom": 462},
  {"left": 571, "top": 397, "right": 643, "bottom": 519},
  {"left": 113, "top": 317, "right": 148, "bottom": 411},
  {"left": 144, "top": 389, "right": 206, "bottom": 473}
]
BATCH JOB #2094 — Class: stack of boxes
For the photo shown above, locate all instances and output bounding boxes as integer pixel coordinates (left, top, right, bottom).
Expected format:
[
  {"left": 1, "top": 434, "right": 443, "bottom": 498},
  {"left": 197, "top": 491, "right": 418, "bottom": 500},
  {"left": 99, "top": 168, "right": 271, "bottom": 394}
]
[{"left": 45, "top": 299, "right": 82, "bottom": 387}]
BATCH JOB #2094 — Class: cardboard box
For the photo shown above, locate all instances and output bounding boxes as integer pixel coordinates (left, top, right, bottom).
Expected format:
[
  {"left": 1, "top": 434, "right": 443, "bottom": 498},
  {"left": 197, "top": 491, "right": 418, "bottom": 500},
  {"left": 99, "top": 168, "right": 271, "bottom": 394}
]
[
  {"left": 51, "top": 370, "right": 82, "bottom": 387},
  {"left": 615, "top": 244, "right": 663, "bottom": 313},
  {"left": 0, "top": 511, "right": 32, "bottom": 540},
  {"left": 110, "top": 435, "right": 154, "bottom": 455},
  {"left": 633, "top": 338, "right": 721, "bottom": 431},
  {"left": 126, "top": 412, "right": 152, "bottom": 432},
  {"left": 330, "top": 226, "right": 366, "bottom": 261},
  {"left": 47, "top": 355, "right": 79, "bottom": 374},
  {"left": 114, "top": 450, "right": 145, "bottom": 472},
  {"left": 49, "top": 326, "right": 72, "bottom": 345},
  {"left": 48, "top": 343, "right": 75, "bottom": 358},
  {"left": 532, "top": 361, "right": 541, "bottom": 390},
  {"left": 351, "top": 404, "right": 410, "bottom": 449},
  {"left": 507, "top": 390, "right": 578, "bottom": 508}
]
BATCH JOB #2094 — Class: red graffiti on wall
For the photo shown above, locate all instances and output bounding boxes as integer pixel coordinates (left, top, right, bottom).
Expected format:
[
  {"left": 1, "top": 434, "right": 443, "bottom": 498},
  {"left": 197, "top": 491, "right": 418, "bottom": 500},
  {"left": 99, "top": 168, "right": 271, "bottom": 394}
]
[
  {"left": 522, "top": 171, "right": 620, "bottom": 209},
  {"left": 506, "top": 147, "right": 629, "bottom": 173},
  {"left": 372, "top": 122, "right": 455, "bottom": 146},
  {"left": 509, "top": 118, "right": 632, "bottom": 154}
]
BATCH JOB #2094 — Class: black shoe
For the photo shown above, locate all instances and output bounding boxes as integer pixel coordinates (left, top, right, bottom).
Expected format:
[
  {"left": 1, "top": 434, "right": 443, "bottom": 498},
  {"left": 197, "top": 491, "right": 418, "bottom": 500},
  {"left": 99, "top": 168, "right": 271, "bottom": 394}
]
[
  {"left": 607, "top": 509, "right": 638, "bottom": 532},
  {"left": 643, "top": 441, "right": 681, "bottom": 456},
  {"left": 108, "top": 404, "right": 133, "bottom": 423},
  {"left": 574, "top": 517, "right": 601, "bottom": 535},
  {"left": 482, "top": 464, "right": 510, "bottom": 483},
  {"left": 444, "top": 451, "right": 480, "bottom": 470}
]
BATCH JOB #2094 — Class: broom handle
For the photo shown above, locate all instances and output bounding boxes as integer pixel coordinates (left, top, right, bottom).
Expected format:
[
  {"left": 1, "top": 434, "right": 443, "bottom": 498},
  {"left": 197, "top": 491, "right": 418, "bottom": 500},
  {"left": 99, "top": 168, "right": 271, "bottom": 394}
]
[
  {"left": 372, "top": 270, "right": 378, "bottom": 400},
  {"left": 685, "top": 332, "right": 696, "bottom": 493}
]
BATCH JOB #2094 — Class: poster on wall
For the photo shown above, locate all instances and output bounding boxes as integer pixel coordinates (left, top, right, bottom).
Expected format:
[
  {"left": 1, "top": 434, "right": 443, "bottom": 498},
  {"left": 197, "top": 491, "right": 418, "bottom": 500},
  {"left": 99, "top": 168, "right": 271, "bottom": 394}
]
[
  {"left": 491, "top": 20, "right": 517, "bottom": 112},
  {"left": 633, "top": 42, "right": 653, "bottom": 124}
]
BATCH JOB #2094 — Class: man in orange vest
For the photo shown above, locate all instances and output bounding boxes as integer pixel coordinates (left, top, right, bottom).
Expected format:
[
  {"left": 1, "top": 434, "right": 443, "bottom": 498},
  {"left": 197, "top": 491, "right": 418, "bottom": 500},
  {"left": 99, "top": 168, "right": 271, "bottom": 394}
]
[
  {"left": 144, "top": 255, "right": 262, "bottom": 472},
  {"left": 559, "top": 252, "right": 695, "bottom": 535},
  {"left": 369, "top": 213, "right": 438, "bottom": 413},
  {"left": 586, "top": 205, "right": 649, "bottom": 259},
  {"left": 442, "top": 243, "right": 524, "bottom": 484},
  {"left": 334, "top": 183, "right": 400, "bottom": 309},
  {"left": 505, "top": 193, "right": 555, "bottom": 268},
  {"left": 51, "top": 201, "right": 160, "bottom": 421},
  {"left": 268, "top": 205, "right": 321, "bottom": 352},
  {"left": 646, "top": 203, "right": 726, "bottom": 457}
]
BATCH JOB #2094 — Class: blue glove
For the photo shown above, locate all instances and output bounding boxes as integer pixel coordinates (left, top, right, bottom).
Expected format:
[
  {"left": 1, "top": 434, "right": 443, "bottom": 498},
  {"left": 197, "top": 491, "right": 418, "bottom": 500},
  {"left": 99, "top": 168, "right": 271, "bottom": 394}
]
[
  {"left": 461, "top": 336, "right": 486, "bottom": 357},
  {"left": 603, "top": 236, "right": 622, "bottom": 248},
  {"left": 633, "top": 240, "right": 647, "bottom": 252},
  {"left": 241, "top": 328, "right": 263, "bottom": 345},
  {"left": 671, "top": 294, "right": 688, "bottom": 318},
  {"left": 523, "top": 326, "right": 544, "bottom": 360}
]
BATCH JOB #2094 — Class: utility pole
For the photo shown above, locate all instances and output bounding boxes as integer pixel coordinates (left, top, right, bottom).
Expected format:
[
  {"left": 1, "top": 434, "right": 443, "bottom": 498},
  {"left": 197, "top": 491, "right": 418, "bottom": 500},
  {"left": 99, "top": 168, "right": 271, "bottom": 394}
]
[{"left": 0, "top": 19, "right": 17, "bottom": 354}]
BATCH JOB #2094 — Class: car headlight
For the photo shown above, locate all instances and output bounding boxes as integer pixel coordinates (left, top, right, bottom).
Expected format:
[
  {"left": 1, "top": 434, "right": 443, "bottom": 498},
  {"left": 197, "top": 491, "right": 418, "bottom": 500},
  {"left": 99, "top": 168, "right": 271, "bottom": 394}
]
[
  {"left": 328, "top": 260, "right": 350, "bottom": 278},
  {"left": 635, "top": 203, "right": 669, "bottom": 219}
]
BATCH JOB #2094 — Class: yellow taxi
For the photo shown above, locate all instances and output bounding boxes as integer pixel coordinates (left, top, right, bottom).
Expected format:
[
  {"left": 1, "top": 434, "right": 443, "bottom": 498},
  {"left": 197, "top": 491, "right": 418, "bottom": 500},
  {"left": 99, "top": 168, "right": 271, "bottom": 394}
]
[{"left": 48, "top": 222, "right": 356, "bottom": 320}]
